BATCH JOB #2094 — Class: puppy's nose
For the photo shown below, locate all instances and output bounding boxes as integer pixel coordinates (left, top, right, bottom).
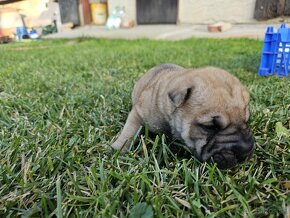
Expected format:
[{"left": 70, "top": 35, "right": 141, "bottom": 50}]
[{"left": 231, "top": 134, "right": 254, "bottom": 162}]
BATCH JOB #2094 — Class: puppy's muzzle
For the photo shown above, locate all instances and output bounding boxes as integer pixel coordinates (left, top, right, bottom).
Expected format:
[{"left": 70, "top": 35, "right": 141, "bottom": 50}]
[{"left": 210, "top": 129, "right": 254, "bottom": 169}]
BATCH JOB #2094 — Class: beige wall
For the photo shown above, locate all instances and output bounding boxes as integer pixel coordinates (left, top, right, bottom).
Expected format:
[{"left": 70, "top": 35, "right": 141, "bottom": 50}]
[
  {"left": 0, "top": 8, "right": 22, "bottom": 29},
  {"left": 107, "top": 0, "right": 136, "bottom": 22},
  {"left": 107, "top": 0, "right": 256, "bottom": 24},
  {"left": 0, "top": 0, "right": 50, "bottom": 28},
  {"left": 179, "top": 0, "right": 256, "bottom": 24}
]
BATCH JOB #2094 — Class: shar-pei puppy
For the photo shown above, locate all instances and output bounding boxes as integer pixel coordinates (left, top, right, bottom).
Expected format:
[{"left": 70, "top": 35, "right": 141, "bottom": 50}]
[{"left": 111, "top": 64, "right": 254, "bottom": 169}]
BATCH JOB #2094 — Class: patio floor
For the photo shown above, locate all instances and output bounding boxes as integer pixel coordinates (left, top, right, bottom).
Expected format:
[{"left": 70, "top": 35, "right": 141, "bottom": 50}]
[{"left": 44, "top": 23, "right": 287, "bottom": 40}]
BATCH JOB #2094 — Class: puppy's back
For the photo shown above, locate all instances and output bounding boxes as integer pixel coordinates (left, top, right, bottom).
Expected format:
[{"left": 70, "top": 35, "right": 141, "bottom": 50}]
[{"left": 132, "top": 64, "right": 184, "bottom": 104}]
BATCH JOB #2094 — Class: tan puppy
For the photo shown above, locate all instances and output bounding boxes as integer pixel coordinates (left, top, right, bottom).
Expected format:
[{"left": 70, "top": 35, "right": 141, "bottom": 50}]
[{"left": 111, "top": 64, "right": 254, "bottom": 169}]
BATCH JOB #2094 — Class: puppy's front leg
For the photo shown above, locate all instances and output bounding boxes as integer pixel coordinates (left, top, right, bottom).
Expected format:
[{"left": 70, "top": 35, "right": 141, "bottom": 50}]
[{"left": 111, "top": 108, "right": 143, "bottom": 152}]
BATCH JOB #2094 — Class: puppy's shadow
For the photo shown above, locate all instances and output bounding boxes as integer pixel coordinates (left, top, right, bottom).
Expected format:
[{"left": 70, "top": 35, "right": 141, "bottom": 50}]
[{"left": 135, "top": 128, "right": 196, "bottom": 161}]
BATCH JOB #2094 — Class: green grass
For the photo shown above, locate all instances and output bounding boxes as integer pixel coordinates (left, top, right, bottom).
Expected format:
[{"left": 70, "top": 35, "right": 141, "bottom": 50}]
[{"left": 0, "top": 38, "right": 289, "bottom": 217}]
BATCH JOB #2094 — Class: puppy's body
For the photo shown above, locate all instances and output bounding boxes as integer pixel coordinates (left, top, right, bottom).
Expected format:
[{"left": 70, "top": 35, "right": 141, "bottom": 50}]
[
  {"left": 132, "top": 64, "right": 183, "bottom": 136},
  {"left": 112, "top": 64, "right": 254, "bottom": 169}
]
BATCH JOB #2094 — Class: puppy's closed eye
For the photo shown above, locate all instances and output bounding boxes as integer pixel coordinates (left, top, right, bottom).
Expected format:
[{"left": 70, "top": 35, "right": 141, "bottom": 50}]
[
  {"left": 198, "top": 116, "right": 223, "bottom": 132},
  {"left": 198, "top": 123, "right": 220, "bottom": 132}
]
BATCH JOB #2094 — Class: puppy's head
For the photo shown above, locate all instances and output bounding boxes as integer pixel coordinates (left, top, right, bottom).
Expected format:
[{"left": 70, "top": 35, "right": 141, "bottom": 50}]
[{"left": 168, "top": 67, "right": 254, "bottom": 169}]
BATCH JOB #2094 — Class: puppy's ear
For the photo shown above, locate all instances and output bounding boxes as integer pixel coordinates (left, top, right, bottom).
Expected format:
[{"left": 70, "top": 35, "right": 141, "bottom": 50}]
[{"left": 168, "top": 87, "right": 192, "bottom": 107}]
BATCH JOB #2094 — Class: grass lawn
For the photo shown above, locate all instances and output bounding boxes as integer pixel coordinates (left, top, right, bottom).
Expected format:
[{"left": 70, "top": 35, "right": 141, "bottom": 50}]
[{"left": 0, "top": 38, "right": 289, "bottom": 217}]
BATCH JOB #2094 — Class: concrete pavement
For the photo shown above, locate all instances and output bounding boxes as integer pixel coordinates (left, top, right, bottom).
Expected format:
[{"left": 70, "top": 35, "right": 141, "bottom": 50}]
[{"left": 44, "top": 23, "right": 289, "bottom": 40}]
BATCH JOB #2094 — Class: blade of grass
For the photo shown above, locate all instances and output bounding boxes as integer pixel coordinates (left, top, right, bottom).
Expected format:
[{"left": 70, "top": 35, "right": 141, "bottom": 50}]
[{"left": 56, "top": 176, "right": 63, "bottom": 218}]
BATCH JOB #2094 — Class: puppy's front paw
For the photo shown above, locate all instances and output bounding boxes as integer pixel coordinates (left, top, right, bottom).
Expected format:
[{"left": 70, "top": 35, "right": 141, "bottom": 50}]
[{"left": 111, "top": 140, "right": 129, "bottom": 153}]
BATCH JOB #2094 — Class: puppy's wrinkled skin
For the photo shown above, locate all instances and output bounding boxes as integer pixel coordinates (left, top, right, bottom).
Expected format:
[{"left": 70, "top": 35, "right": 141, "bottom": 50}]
[{"left": 111, "top": 64, "right": 254, "bottom": 169}]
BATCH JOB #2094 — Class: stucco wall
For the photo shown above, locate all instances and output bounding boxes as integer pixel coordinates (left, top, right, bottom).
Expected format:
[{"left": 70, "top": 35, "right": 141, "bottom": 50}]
[
  {"left": 107, "top": 0, "right": 256, "bottom": 24},
  {"left": 179, "top": 0, "right": 256, "bottom": 24},
  {"left": 107, "top": 0, "right": 136, "bottom": 22},
  {"left": 0, "top": 0, "right": 50, "bottom": 27}
]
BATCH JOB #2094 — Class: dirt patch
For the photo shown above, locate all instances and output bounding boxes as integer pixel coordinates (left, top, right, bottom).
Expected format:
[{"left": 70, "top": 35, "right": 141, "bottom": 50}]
[{"left": 9, "top": 45, "right": 48, "bottom": 51}]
